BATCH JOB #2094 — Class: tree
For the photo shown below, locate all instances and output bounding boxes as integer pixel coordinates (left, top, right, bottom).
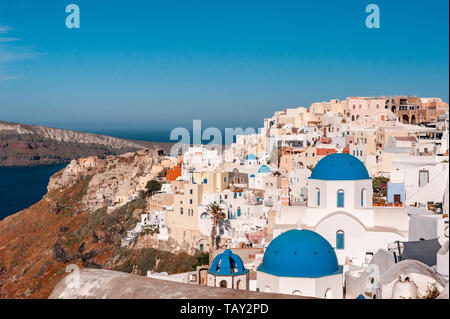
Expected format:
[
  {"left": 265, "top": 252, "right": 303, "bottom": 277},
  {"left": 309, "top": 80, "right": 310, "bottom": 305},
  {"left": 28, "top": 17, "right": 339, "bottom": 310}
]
[
  {"left": 269, "top": 145, "right": 278, "bottom": 165},
  {"left": 158, "top": 168, "right": 168, "bottom": 178},
  {"left": 145, "top": 180, "right": 162, "bottom": 196},
  {"left": 205, "top": 203, "right": 226, "bottom": 251},
  {"left": 372, "top": 176, "right": 389, "bottom": 198}
]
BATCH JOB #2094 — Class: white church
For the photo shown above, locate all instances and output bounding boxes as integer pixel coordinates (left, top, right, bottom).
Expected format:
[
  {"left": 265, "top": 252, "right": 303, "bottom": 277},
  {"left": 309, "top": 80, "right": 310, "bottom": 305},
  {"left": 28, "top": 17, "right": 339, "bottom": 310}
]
[{"left": 274, "top": 153, "right": 410, "bottom": 267}]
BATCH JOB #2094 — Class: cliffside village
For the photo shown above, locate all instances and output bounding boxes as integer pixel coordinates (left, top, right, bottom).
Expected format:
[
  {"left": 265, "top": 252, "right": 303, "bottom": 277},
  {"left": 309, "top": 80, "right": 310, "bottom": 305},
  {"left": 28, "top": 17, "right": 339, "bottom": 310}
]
[{"left": 59, "top": 95, "right": 449, "bottom": 299}]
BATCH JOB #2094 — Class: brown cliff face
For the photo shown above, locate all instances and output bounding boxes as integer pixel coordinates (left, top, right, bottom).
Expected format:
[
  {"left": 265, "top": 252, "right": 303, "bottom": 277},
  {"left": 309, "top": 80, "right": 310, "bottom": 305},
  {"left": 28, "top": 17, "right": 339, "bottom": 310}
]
[
  {"left": 0, "top": 121, "right": 173, "bottom": 166},
  {"left": 0, "top": 152, "right": 203, "bottom": 299}
]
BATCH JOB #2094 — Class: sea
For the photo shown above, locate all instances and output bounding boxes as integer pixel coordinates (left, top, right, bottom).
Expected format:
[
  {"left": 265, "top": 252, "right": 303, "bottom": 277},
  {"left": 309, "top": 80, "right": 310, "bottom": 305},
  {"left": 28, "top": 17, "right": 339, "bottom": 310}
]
[
  {"left": 0, "top": 128, "right": 249, "bottom": 221},
  {"left": 0, "top": 164, "right": 66, "bottom": 220},
  {"left": 0, "top": 130, "right": 170, "bottom": 221}
]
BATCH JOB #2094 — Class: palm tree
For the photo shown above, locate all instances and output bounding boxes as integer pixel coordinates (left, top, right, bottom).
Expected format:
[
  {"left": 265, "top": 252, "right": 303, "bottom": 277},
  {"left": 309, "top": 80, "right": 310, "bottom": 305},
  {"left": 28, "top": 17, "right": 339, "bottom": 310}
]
[{"left": 205, "top": 203, "right": 226, "bottom": 251}]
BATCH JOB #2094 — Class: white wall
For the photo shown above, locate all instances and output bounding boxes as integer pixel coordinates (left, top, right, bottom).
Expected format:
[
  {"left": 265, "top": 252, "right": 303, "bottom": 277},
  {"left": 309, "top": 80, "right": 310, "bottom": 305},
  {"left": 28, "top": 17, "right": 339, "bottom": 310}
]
[
  {"left": 256, "top": 271, "right": 343, "bottom": 299},
  {"left": 308, "top": 179, "right": 372, "bottom": 210},
  {"left": 314, "top": 213, "right": 407, "bottom": 265}
]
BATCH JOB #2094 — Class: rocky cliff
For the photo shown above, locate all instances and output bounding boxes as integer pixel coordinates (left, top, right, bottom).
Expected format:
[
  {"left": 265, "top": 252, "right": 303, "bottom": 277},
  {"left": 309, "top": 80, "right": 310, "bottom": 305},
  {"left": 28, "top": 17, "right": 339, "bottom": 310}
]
[
  {"left": 0, "top": 151, "right": 202, "bottom": 299},
  {"left": 0, "top": 121, "right": 173, "bottom": 166}
]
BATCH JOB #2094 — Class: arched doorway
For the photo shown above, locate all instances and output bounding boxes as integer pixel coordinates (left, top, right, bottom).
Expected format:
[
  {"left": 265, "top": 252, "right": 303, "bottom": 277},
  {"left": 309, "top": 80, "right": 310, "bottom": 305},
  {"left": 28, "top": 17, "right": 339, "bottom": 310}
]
[
  {"left": 292, "top": 290, "right": 302, "bottom": 296},
  {"left": 236, "top": 279, "right": 242, "bottom": 290},
  {"left": 325, "top": 289, "right": 334, "bottom": 299},
  {"left": 402, "top": 114, "right": 409, "bottom": 124},
  {"left": 219, "top": 280, "right": 227, "bottom": 288},
  {"left": 411, "top": 114, "right": 416, "bottom": 124},
  {"left": 361, "top": 188, "right": 367, "bottom": 207}
]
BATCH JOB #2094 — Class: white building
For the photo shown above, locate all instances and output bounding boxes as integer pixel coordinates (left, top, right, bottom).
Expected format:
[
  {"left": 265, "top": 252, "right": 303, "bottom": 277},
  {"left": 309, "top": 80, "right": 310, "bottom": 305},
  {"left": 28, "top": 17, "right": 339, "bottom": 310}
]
[
  {"left": 244, "top": 154, "right": 258, "bottom": 168},
  {"left": 182, "top": 145, "right": 223, "bottom": 172},
  {"left": 248, "top": 165, "right": 272, "bottom": 190},
  {"left": 387, "top": 156, "right": 449, "bottom": 207},
  {"left": 207, "top": 249, "right": 249, "bottom": 290},
  {"left": 257, "top": 229, "right": 343, "bottom": 298},
  {"left": 276, "top": 153, "right": 409, "bottom": 266}
]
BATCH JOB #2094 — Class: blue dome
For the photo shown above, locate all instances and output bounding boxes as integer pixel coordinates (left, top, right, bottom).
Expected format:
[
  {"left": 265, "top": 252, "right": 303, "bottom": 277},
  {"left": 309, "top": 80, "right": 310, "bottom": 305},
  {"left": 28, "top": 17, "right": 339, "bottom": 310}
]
[
  {"left": 257, "top": 165, "right": 271, "bottom": 174},
  {"left": 258, "top": 230, "right": 341, "bottom": 278},
  {"left": 245, "top": 154, "right": 257, "bottom": 160},
  {"left": 208, "top": 249, "right": 249, "bottom": 276},
  {"left": 310, "top": 153, "right": 370, "bottom": 181}
]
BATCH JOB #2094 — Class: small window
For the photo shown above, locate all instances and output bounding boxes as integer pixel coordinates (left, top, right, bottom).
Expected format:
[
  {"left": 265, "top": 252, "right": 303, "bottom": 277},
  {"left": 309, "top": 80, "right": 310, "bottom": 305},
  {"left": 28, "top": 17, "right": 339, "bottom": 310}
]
[
  {"left": 361, "top": 188, "right": 366, "bottom": 207},
  {"left": 190, "top": 189, "right": 193, "bottom": 195},
  {"left": 419, "top": 170, "right": 429, "bottom": 187},
  {"left": 190, "top": 199, "right": 193, "bottom": 204},
  {"left": 316, "top": 188, "right": 321, "bottom": 206},
  {"left": 201, "top": 212, "right": 209, "bottom": 219},
  {"left": 180, "top": 207, "right": 183, "bottom": 215},
  {"left": 336, "top": 230, "right": 344, "bottom": 249},
  {"left": 337, "top": 190, "right": 344, "bottom": 208}
]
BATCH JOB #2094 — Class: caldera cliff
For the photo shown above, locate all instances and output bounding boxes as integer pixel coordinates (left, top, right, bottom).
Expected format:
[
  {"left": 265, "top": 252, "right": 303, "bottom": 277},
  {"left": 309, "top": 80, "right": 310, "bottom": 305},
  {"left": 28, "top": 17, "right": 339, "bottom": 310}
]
[
  {"left": 0, "top": 121, "right": 172, "bottom": 166},
  {"left": 0, "top": 150, "right": 205, "bottom": 299}
]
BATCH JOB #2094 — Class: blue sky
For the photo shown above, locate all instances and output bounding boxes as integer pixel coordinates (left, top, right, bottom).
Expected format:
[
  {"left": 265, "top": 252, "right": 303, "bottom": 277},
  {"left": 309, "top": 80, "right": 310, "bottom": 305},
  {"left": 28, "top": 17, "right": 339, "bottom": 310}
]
[{"left": 0, "top": 0, "right": 448, "bottom": 131}]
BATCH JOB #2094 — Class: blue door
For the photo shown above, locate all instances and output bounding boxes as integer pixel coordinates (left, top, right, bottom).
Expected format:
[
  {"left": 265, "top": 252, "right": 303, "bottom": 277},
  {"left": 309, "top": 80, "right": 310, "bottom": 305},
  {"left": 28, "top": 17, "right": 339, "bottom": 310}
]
[
  {"left": 337, "top": 191, "right": 344, "bottom": 208},
  {"left": 237, "top": 208, "right": 241, "bottom": 217}
]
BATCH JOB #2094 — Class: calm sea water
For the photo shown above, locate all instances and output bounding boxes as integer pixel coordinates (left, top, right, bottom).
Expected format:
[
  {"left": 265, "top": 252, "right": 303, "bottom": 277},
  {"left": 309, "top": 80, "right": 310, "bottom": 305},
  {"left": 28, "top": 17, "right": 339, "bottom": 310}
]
[
  {"left": 0, "top": 164, "right": 66, "bottom": 220},
  {"left": 0, "top": 128, "right": 244, "bottom": 221}
]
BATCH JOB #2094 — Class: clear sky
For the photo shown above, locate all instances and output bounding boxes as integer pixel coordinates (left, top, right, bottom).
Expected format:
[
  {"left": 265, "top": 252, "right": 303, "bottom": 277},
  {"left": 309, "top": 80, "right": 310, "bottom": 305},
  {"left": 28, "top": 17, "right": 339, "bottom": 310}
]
[{"left": 0, "top": 0, "right": 448, "bottom": 131}]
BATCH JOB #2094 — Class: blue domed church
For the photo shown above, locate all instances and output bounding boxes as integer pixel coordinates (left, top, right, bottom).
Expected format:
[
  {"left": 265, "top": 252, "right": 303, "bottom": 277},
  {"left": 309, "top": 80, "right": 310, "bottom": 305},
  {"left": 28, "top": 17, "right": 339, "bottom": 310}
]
[
  {"left": 257, "top": 229, "right": 343, "bottom": 298},
  {"left": 272, "top": 153, "right": 409, "bottom": 292},
  {"left": 207, "top": 249, "right": 249, "bottom": 290},
  {"left": 307, "top": 153, "right": 373, "bottom": 211}
]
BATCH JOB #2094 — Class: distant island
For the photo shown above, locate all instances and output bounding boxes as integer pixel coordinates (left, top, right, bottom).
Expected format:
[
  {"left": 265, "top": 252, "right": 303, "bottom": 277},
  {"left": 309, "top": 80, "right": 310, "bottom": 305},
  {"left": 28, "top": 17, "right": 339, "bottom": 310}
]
[{"left": 0, "top": 121, "right": 173, "bottom": 166}]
